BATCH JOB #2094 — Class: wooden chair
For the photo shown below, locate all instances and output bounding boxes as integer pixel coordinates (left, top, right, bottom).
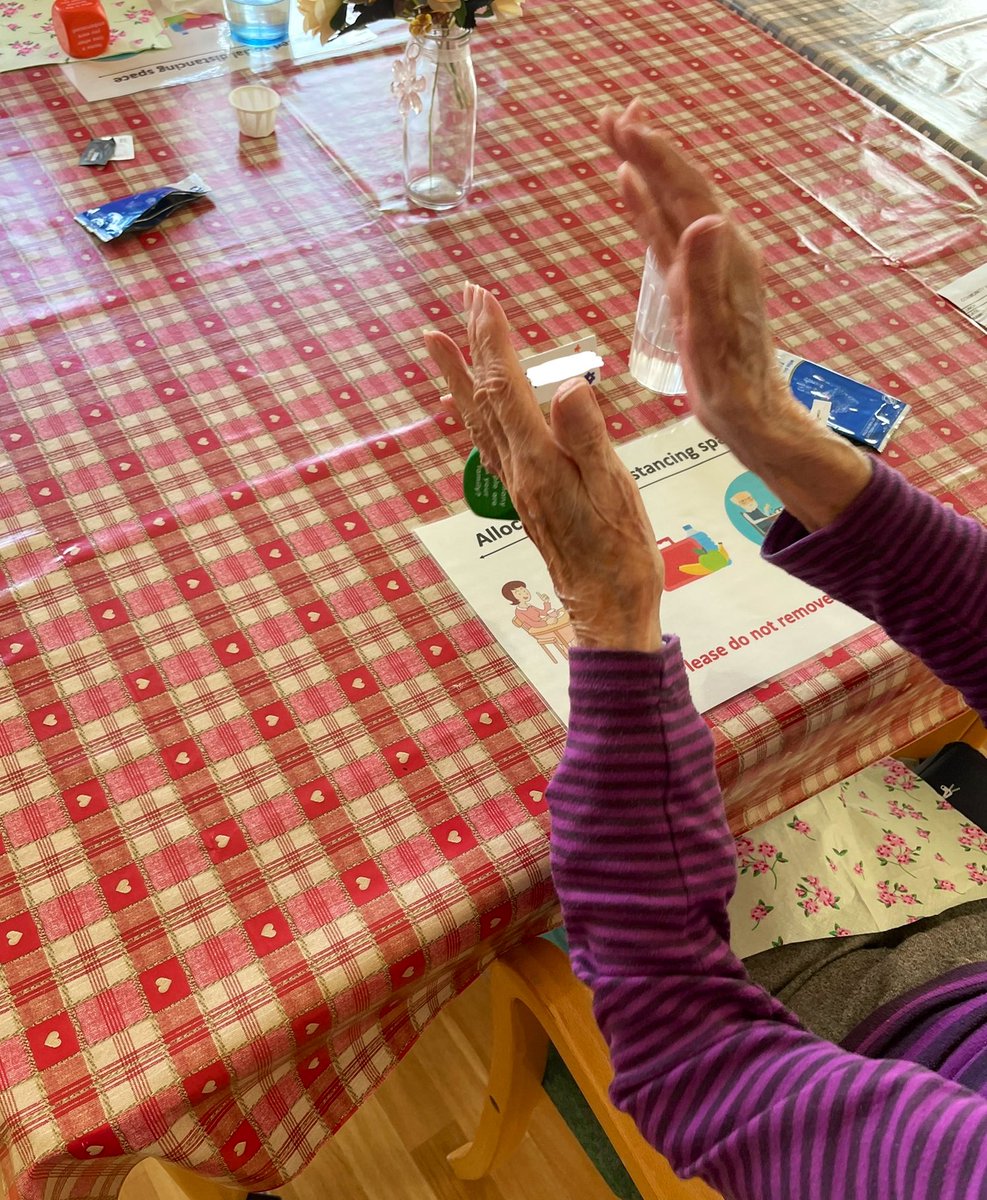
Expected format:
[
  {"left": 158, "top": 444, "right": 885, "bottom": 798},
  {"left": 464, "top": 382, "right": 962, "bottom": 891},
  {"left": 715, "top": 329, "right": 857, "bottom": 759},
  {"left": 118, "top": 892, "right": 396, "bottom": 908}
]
[{"left": 449, "top": 710, "right": 987, "bottom": 1200}]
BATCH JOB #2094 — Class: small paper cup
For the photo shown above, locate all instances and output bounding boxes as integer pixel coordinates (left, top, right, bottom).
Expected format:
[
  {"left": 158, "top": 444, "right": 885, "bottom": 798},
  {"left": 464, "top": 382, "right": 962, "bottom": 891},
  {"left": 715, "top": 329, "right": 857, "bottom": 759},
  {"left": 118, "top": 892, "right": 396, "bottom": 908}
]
[{"left": 228, "top": 85, "right": 281, "bottom": 138}]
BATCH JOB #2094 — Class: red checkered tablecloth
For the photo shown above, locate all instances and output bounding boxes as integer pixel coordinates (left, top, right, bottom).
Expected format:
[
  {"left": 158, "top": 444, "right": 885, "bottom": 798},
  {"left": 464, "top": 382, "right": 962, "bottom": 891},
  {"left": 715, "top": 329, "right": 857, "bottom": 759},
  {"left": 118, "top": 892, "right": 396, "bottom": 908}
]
[{"left": 1, "top": 2, "right": 985, "bottom": 1196}]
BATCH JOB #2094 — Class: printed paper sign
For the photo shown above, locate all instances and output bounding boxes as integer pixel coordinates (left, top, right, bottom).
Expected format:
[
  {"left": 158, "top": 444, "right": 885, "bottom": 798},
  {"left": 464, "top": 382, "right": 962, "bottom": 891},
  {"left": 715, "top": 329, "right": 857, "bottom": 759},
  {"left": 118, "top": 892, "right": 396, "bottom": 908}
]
[
  {"left": 937, "top": 261, "right": 987, "bottom": 333},
  {"left": 416, "top": 416, "right": 872, "bottom": 720},
  {"left": 60, "top": 11, "right": 406, "bottom": 102}
]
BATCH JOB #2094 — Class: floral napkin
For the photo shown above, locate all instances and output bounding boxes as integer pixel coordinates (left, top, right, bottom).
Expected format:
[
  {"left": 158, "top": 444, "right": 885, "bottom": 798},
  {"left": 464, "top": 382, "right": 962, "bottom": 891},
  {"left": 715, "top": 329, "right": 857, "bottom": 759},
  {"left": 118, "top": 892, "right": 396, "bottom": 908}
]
[
  {"left": 729, "top": 758, "right": 987, "bottom": 958},
  {"left": 1, "top": 0, "right": 169, "bottom": 73}
]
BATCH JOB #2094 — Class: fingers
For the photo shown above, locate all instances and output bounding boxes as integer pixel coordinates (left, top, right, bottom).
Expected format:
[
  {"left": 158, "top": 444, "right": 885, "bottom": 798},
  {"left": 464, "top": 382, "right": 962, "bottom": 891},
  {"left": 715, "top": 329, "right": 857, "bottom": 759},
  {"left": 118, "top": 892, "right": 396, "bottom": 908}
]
[
  {"left": 616, "top": 161, "right": 677, "bottom": 271},
  {"left": 549, "top": 377, "right": 612, "bottom": 475},
  {"left": 424, "top": 325, "right": 506, "bottom": 477},
  {"left": 425, "top": 287, "right": 551, "bottom": 486},
  {"left": 467, "top": 287, "right": 550, "bottom": 462},
  {"left": 423, "top": 329, "right": 473, "bottom": 408},
  {"left": 602, "top": 102, "right": 722, "bottom": 257},
  {"left": 424, "top": 327, "right": 502, "bottom": 473},
  {"left": 678, "top": 214, "right": 767, "bottom": 361},
  {"left": 679, "top": 214, "right": 730, "bottom": 329}
]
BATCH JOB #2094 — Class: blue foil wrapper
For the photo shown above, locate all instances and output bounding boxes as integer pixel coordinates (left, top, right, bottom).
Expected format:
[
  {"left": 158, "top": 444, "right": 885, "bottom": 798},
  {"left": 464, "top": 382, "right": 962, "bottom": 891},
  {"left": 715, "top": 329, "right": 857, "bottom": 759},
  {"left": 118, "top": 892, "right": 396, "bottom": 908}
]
[
  {"left": 74, "top": 173, "right": 211, "bottom": 242},
  {"left": 776, "top": 350, "right": 910, "bottom": 452}
]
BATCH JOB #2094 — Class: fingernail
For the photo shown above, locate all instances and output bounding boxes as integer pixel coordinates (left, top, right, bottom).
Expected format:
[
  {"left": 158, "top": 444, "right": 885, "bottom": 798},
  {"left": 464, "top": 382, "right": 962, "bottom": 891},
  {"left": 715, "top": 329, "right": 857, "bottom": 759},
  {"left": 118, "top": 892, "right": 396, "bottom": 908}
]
[
  {"left": 439, "top": 392, "right": 453, "bottom": 404},
  {"left": 556, "top": 376, "right": 587, "bottom": 401}
]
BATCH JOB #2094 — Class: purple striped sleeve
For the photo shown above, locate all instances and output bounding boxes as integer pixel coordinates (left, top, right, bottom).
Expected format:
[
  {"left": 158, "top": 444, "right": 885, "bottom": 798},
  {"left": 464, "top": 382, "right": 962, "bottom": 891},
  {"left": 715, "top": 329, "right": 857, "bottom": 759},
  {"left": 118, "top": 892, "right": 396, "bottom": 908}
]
[
  {"left": 548, "top": 641, "right": 987, "bottom": 1200},
  {"left": 762, "top": 457, "right": 987, "bottom": 722}
]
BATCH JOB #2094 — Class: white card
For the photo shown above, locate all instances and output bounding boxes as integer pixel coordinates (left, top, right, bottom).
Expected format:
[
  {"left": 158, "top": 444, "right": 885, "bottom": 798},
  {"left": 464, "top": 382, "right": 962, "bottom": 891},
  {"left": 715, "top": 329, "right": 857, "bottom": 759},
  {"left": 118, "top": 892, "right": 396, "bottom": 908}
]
[
  {"left": 107, "top": 134, "right": 135, "bottom": 160},
  {"left": 937, "top": 262, "right": 987, "bottom": 333}
]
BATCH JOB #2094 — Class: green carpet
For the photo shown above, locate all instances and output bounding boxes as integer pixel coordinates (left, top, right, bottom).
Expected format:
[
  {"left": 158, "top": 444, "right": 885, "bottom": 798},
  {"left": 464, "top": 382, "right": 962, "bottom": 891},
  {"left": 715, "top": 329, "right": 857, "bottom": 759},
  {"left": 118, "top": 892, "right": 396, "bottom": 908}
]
[{"left": 541, "top": 1043, "right": 643, "bottom": 1200}]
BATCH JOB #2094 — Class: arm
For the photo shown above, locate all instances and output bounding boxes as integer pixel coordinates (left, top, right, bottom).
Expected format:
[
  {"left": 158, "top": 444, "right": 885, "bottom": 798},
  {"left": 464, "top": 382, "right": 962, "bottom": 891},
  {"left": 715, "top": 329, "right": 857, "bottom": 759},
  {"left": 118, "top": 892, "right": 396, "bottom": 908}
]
[
  {"left": 600, "top": 105, "right": 987, "bottom": 711},
  {"left": 550, "top": 643, "right": 987, "bottom": 1200},
  {"left": 762, "top": 457, "right": 987, "bottom": 722}
]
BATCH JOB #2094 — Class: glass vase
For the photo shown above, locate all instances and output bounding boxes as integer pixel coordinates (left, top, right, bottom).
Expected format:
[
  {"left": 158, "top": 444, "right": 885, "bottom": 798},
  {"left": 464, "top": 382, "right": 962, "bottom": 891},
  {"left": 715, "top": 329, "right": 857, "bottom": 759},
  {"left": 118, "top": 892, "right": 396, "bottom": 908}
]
[{"left": 396, "top": 27, "right": 477, "bottom": 211}]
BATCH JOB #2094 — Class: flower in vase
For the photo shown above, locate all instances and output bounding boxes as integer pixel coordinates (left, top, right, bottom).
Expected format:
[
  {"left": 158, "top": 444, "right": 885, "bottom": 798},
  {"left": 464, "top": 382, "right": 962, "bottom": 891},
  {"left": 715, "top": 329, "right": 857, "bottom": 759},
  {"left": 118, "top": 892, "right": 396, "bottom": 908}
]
[
  {"left": 407, "top": 8, "right": 433, "bottom": 34},
  {"left": 391, "top": 53, "right": 427, "bottom": 115},
  {"left": 298, "top": 0, "right": 344, "bottom": 42},
  {"left": 301, "top": 0, "right": 525, "bottom": 41}
]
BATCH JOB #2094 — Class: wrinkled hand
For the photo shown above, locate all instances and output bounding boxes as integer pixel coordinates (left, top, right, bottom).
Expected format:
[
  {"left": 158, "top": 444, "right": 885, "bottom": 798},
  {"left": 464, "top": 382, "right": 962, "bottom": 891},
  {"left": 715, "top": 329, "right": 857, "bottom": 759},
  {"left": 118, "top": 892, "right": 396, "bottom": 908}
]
[
  {"left": 600, "top": 101, "right": 806, "bottom": 460},
  {"left": 424, "top": 284, "right": 663, "bottom": 654},
  {"left": 600, "top": 100, "right": 872, "bottom": 530}
]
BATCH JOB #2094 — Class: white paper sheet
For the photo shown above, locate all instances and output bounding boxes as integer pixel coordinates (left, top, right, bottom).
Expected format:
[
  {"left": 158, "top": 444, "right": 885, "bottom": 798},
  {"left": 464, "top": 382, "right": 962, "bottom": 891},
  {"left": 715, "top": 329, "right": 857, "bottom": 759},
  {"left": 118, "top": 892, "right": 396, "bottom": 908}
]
[
  {"left": 938, "top": 261, "right": 987, "bottom": 333},
  {"left": 60, "top": 11, "right": 406, "bottom": 102},
  {"left": 416, "top": 417, "right": 873, "bottom": 720}
]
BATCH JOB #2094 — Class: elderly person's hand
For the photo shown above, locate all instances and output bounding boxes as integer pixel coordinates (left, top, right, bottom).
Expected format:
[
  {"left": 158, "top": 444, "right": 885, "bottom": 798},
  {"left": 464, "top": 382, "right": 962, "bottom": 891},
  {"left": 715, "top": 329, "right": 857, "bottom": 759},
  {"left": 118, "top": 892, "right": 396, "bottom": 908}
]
[
  {"left": 602, "top": 100, "right": 794, "bottom": 457},
  {"left": 424, "top": 284, "right": 664, "bottom": 654},
  {"left": 601, "top": 101, "right": 873, "bottom": 532}
]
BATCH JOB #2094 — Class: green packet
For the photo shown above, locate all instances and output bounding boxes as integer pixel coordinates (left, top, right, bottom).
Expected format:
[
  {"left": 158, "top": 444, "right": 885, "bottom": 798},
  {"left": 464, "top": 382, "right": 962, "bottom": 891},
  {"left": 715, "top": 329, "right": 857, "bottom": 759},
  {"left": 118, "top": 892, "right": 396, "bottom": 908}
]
[{"left": 462, "top": 447, "right": 518, "bottom": 520}]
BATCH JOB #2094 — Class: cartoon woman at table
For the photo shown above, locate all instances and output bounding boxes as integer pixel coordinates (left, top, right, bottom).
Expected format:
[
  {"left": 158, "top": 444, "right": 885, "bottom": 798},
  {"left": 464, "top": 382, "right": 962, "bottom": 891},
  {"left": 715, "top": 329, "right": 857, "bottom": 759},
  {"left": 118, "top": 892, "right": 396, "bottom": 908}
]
[{"left": 502, "top": 580, "right": 576, "bottom": 662}]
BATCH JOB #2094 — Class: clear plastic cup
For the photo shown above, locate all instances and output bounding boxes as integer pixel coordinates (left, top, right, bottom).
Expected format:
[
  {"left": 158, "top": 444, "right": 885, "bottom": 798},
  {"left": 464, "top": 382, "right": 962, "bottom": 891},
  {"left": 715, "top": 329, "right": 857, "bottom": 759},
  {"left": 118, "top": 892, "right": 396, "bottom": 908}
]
[
  {"left": 224, "top": 0, "right": 288, "bottom": 47},
  {"left": 228, "top": 85, "right": 281, "bottom": 138},
  {"left": 628, "top": 247, "right": 686, "bottom": 396}
]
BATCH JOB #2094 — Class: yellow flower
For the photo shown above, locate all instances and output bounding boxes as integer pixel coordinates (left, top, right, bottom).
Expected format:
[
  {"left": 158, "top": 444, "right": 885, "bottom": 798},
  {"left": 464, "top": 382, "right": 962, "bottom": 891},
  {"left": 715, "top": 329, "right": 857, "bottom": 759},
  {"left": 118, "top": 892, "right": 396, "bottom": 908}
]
[
  {"left": 491, "top": 0, "right": 523, "bottom": 15},
  {"left": 298, "top": 0, "right": 343, "bottom": 43},
  {"left": 407, "top": 9, "right": 433, "bottom": 34}
]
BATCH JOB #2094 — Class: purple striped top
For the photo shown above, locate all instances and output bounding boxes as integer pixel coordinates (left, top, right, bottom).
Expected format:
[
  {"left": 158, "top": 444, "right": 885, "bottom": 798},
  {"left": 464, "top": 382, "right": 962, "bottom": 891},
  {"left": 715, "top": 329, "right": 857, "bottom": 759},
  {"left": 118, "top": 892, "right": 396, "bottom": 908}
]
[{"left": 548, "top": 459, "right": 987, "bottom": 1199}]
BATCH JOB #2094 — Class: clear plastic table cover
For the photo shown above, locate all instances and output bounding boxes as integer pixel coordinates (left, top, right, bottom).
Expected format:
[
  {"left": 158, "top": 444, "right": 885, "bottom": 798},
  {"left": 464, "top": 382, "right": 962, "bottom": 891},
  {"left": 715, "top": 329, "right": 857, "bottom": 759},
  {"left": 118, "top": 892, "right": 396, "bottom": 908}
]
[
  {"left": 1, "top": 2, "right": 986, "bottom": 1196},
  {"left": 717, "top": 0, "right": 987, "bottom": 175}
]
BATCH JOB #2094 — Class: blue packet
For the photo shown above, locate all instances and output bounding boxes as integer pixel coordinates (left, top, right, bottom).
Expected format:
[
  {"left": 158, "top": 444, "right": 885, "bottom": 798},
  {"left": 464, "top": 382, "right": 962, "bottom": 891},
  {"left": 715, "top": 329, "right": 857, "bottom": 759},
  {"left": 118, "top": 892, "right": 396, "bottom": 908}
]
[
  {"left": 776, "top": 350, "right": 910, "bottom": 452},
  {"left": 75, "top": 173, "right": 211, "bottom": 242}
]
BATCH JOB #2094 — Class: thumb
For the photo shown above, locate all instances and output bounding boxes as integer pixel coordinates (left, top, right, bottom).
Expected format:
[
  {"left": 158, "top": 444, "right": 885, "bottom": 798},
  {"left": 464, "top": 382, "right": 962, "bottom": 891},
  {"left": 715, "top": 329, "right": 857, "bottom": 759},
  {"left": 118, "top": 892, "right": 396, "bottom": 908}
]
[
  {"left": 679, "top": 214, "right": 729, "bottom": 332},
  {"left": 550, "top": 377, "right": 611, "bottom": 471}
]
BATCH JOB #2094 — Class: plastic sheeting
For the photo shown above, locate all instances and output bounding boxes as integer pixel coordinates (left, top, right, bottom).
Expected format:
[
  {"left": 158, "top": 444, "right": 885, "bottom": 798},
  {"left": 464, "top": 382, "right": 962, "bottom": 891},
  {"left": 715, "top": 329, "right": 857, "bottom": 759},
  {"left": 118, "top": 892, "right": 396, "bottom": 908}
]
[{"left": 718, "top": 0, "right": 987, "bottom": 175}]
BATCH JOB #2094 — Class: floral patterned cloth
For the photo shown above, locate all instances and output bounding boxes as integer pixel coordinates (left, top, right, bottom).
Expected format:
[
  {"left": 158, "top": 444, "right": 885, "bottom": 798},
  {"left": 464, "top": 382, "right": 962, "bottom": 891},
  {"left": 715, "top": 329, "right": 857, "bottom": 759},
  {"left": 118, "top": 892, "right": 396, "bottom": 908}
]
[
  {"left": 729, "top": 759, "right": 987, "bottom": 958},
  {"left": 0, "top": 0, "right": 167, "bottom": 73}
]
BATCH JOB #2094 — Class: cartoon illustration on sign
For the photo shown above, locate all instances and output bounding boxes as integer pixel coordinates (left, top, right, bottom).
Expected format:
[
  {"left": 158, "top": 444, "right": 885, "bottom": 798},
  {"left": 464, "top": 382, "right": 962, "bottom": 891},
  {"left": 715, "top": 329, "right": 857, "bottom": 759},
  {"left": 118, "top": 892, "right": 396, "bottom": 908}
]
[
  {"left": 657, "top": 526, "right": 732, "bottom": 591},
  {"left": 501, "top": 580, "right": 576, "bottom": 663},
  {"left": 725, "top": 471, "right": 783, "bottom": 544}
]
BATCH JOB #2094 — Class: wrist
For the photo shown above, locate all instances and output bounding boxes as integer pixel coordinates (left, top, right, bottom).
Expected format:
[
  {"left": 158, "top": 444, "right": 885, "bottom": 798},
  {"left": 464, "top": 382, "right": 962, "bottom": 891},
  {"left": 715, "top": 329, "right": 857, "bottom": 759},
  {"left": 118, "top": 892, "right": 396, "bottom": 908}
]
[
  {"left": 573, "top": 608, "right": 663, "bottom": 654},
  {"left": 724, "top": 411, "right": 873, "bottom": 532}
]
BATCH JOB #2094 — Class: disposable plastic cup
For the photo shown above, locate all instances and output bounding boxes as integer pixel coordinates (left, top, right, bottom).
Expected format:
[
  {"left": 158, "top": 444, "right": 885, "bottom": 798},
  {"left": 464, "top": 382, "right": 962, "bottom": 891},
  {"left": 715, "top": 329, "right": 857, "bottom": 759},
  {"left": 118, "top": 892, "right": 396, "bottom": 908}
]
[
  {"left": 228, "top": 85, "right": 281, "bottom": 138},
  {"left": 628, "top": 247, "right": 686, "bottom": 395}
]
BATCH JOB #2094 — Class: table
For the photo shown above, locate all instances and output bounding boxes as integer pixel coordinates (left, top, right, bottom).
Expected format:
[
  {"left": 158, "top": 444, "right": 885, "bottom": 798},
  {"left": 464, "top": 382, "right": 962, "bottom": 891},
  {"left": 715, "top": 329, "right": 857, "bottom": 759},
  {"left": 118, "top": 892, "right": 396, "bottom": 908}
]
[
  {"left": 2, "top": 2, "right": 986, "bottom": 1196},
  {"left": 716, "top": 0, "right": 987, "bottom": 175}
]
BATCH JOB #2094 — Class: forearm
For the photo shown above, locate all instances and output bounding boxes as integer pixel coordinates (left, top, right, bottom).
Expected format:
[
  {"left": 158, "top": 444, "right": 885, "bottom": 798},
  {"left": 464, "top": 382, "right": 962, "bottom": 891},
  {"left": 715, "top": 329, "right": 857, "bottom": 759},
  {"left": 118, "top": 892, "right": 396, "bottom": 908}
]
[
  {"left": 763, "top": 457, "right": 987, "bottom": 720},
  {"left": 549, "top": 645, "right": 987, "bottom": 1198},
  {"left": 726, "top": 403, "right": 873, "bottom": 533}
]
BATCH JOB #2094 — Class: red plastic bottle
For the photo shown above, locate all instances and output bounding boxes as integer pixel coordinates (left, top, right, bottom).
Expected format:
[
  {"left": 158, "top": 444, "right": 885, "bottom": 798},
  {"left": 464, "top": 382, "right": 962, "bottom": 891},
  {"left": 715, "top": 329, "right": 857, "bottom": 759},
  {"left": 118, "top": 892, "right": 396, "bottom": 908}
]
[{"left": 51, "top": 0, "right": 111, "bottom": 58}]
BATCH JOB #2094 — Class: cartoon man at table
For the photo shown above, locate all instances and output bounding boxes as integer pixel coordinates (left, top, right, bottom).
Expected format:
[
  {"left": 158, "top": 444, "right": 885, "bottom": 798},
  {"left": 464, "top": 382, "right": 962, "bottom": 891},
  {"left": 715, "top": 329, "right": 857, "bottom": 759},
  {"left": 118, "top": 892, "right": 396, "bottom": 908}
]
[
  {"left": 729, "top": 490, "right": 781, "bottom": 542},
  {"left": 502, "top": 580, "right": 576, "bottom": 662}
]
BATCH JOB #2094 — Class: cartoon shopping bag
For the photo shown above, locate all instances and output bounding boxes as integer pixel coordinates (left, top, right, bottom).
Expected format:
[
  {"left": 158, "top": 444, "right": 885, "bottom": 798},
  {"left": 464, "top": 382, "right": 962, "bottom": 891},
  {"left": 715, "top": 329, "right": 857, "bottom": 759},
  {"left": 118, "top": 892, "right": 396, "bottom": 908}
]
[{"left": 657, "top": 531, "right": 731, "bottom": 590}]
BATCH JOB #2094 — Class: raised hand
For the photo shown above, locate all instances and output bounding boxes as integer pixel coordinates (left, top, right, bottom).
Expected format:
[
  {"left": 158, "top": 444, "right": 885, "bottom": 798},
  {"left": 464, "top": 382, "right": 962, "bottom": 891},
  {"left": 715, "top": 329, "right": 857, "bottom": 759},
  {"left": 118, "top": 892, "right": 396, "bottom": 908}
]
[
  {"left": 601, "top": 102, "right": 872, "bottom": 531},
  {"left": 424, "top": 284, "right": 664, "bottom": 653}
]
